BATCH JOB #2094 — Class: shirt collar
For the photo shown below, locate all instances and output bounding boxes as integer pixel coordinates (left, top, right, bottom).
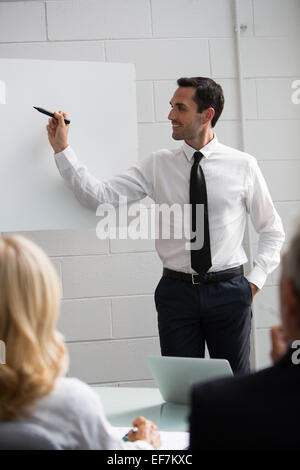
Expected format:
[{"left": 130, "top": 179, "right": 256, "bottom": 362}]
[{"left": 183, "top": 134, "right": 219, "bottom": 162}]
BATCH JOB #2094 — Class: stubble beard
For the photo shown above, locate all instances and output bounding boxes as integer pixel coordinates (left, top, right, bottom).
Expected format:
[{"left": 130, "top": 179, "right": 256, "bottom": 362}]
[{"left": 172, "top": 127, "right": 187, "bottom": 141}]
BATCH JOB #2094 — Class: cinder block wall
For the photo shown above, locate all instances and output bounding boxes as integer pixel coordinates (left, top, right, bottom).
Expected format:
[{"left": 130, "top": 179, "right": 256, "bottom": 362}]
[{"left": 0, "top": 0, "right": 299, "bottom": 382}]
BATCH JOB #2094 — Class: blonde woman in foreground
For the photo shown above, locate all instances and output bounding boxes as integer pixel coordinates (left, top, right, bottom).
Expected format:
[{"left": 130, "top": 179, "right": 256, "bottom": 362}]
[{"left": 0, "top": 235, "right": 161, "bottom": 450}]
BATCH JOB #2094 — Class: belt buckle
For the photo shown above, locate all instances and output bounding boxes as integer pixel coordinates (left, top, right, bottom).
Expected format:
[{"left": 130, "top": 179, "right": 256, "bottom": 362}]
[{"left": 192, "top": 273, "right": 200, "bottom": 285}]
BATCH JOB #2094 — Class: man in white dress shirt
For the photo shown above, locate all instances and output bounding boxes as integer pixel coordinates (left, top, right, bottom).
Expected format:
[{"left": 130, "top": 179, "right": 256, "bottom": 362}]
[{"left": 47, "top": 77, "right": 285, "bottom": 376}]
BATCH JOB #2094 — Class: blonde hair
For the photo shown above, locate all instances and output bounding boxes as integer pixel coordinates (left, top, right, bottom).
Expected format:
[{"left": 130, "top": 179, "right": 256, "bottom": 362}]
[{"left": 0, "top": 235, "right": 68, "bottom": 421}]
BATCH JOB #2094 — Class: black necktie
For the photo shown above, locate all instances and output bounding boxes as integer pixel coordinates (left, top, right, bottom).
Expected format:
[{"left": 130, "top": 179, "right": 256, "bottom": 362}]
[{"left": 190, "top": 151, "right": 212, "bottom": 274}]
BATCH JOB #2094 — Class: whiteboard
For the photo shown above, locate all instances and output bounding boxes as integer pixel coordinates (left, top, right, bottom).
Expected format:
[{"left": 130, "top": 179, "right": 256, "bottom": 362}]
[{"left": 0, "top": 59, "right": 137, "bottom": 231}]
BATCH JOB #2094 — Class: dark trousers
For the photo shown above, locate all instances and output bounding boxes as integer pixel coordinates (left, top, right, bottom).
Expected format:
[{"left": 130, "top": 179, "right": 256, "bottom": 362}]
[{"left": 155, "top": 274, "right": 252, "bottom": 376}]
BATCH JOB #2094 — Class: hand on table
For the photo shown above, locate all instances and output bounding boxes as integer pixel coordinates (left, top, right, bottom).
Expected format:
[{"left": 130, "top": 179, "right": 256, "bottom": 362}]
[{"left": 127, "top": 416, "right": 161, "bottom": 449}]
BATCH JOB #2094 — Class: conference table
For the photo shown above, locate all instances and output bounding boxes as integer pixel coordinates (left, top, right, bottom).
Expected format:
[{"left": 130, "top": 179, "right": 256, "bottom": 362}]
[{"left": 91, "top": 386, "right": 189, "bottom": 432}]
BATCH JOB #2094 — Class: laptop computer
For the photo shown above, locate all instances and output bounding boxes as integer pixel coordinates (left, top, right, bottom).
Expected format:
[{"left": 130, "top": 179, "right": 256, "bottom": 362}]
[{"left": 147, "top": 356, "right": 233, "bottom": 404}]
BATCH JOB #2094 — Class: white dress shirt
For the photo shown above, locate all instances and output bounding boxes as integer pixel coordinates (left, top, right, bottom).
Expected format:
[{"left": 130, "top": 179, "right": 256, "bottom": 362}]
[
  {"left": 55, "top": 135, "right": 285, "bottom": 289},
  {"left": 20, "top": 377, "right": 153, "bottom": 450}
]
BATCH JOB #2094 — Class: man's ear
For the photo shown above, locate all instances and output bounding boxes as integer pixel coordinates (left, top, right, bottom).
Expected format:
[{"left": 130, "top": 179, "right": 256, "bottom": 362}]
[{"left": 202, "top": 107, "right": 215, "bottom": 125}]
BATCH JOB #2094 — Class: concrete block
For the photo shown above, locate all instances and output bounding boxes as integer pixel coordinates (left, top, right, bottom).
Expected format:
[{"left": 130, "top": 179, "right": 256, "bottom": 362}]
[
  {"left": 112, "top": 295, "right": 159, "bottom": 338},
  {"left": 256, "top": 79, "right": 300, "bottom": 120},
  {"left": 106, "top": 38, "right": 210, "bottom": 80},
  {"left": 210, "top": 38, "right": 236, "bottom": 78},
  {"left": 246, "top": 120, "right": 300, "bottom": 160},
  {"left": 136, "top": 81, "right": 155, "bottom": 123},
  {"left": 253, "top": 0, "right": 300, "bottom": 37},
  {"left": 152, "top": 0, "right": 253, "bottom": 38},
  {"left": 242, "top": 37, "right": 300, "bottom": 77},
  {"left": 110, "top": 237, "right": 156, "bottom": 254},
  {"left": 66, "top": 337, "right": 160, "bottom": 383},
  {"left": 59, "top": 298, "right": 111, "bottom": 341},
  {"left": 259, "top": 160, "right": 300, "bottom": 202},
  {"left": 274, "top": 201, "right": 300, "bottom": 243},
  {"left": 5, "top": 229, "right": 109, "bottom": 256},
  {"left": 0, "top": 1, "right": 46, "bottom": 42},
  {"left": 138, "top": 122, "right": 176, "bottom": 158},
  {"left": 214, "top": 120, "right": 242, "bottom": 149},
  {"left": 47, "top": 0, "right": 151, "bottom": 40},
  {"left": 61, "top": 252, "right": 162, "bottom": 298},
  {"left": 0, "top": 41, "right": 105, "bottom": 61}
]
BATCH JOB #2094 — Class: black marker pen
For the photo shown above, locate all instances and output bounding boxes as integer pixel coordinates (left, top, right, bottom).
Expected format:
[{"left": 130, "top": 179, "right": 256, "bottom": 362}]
[{"left": 33, "top": 107, "right": 70, "bottom": 125}]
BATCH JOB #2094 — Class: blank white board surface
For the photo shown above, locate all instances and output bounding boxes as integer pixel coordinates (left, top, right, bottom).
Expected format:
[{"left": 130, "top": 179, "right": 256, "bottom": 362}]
[{"left": 0, "top": 59, "right": 137, "bottom": 231}]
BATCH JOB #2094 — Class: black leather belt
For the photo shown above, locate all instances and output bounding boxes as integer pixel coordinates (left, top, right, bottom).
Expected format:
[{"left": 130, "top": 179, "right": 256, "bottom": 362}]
[{"left": 163, "top": 266, "right": 243, "bottom": 285}]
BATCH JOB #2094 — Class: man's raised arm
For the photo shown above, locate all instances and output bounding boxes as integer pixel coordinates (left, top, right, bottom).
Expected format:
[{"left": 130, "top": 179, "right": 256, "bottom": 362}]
[{"left": 46, "top": 111, "right": 154, "bottom": 210}]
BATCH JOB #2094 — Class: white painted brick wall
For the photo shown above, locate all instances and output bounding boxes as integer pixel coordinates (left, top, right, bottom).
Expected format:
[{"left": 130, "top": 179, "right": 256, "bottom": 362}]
[
  {"left": 259, "top": 161, "right": 300, "bottom": 201},
  {"left": 0, "top": 1, "right": 46, "bottom": 42},
  {"left": 46, "top": 0, "right": 152, "bottom": 40},
  {"left": 246, "top": 120, "right": 300, "bottom": 160},
  {"left": 111, "top": 295, "right": 158, "bottom": 339},
  {"left": 241, "top": 37, "right": 300, "bottom": 77},
  {"left": 0, "top": 41, "right": 105, "bottom": 61},
  {"left": 274, "top": 203, "right": 300, "bottom": 243},
  {"left": 67, "top": 338, "right": 160, "bottom": 384},
  {"left": 210, "top": 38, "right": 237, "bottom": 78},
  {"left": 106, "top": 38, "right": 211, "bottom": 80},
  {"left": 136, "top": 81, "right": 155, "bottom": 123},
  {"left": 59, "top": 298, "right": 112, "bottom": 342},
  {"left": 12, "top": 229, "right": 109, "bottom": 256},
  {"left": 61, "top": 252, "right": 161, "bottom": 299},
  {"left": 0, "top": 0, "right": 299, "bottom": 379},
  {"left": 253, "top": 0, "right": 300, "bottom": 37},
  {"left": 256, "top": 79, "right": 300, "bottom": 120},
  {"left": 152, "top": 0, "right": 237, "bottom": 38}
]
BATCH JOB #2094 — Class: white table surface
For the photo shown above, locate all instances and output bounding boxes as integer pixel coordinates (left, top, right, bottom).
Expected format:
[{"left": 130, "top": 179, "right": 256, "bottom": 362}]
[{"left": 91, "top": 386, "right": 189, "bottom": 432}]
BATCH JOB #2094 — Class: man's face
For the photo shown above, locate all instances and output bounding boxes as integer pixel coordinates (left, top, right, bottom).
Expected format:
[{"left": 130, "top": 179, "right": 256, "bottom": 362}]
[{"left": 168, "top": 87, "right": 203, "bottom": 141}]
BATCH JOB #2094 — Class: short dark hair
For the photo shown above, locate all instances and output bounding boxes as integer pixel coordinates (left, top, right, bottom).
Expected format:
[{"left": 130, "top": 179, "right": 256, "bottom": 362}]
[{"left": 177, "top": 77, "right": 224, "bottom": 127}]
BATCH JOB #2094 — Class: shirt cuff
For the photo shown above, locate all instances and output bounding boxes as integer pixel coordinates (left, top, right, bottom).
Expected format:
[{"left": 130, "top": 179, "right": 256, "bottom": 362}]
[
  {"left": 245, "top": 265, "right": 267, "bottom": 290},
  {"left": 54, "top": 145, "right": 78, "bottom": 171}
]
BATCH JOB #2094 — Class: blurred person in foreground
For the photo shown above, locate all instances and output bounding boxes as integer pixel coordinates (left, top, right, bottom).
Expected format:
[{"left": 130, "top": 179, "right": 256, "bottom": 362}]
[
  {"left": 189, "top": 223, "right": 300, "bottom": 450},
  {"left": 0, "top": 235, "right": 160, "bottom": 450}
]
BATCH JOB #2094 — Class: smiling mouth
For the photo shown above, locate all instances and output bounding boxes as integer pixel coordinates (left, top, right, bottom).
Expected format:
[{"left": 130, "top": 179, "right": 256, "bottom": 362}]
[{"left": 172, "top": 124, "right": 182, "bottom": 128}]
